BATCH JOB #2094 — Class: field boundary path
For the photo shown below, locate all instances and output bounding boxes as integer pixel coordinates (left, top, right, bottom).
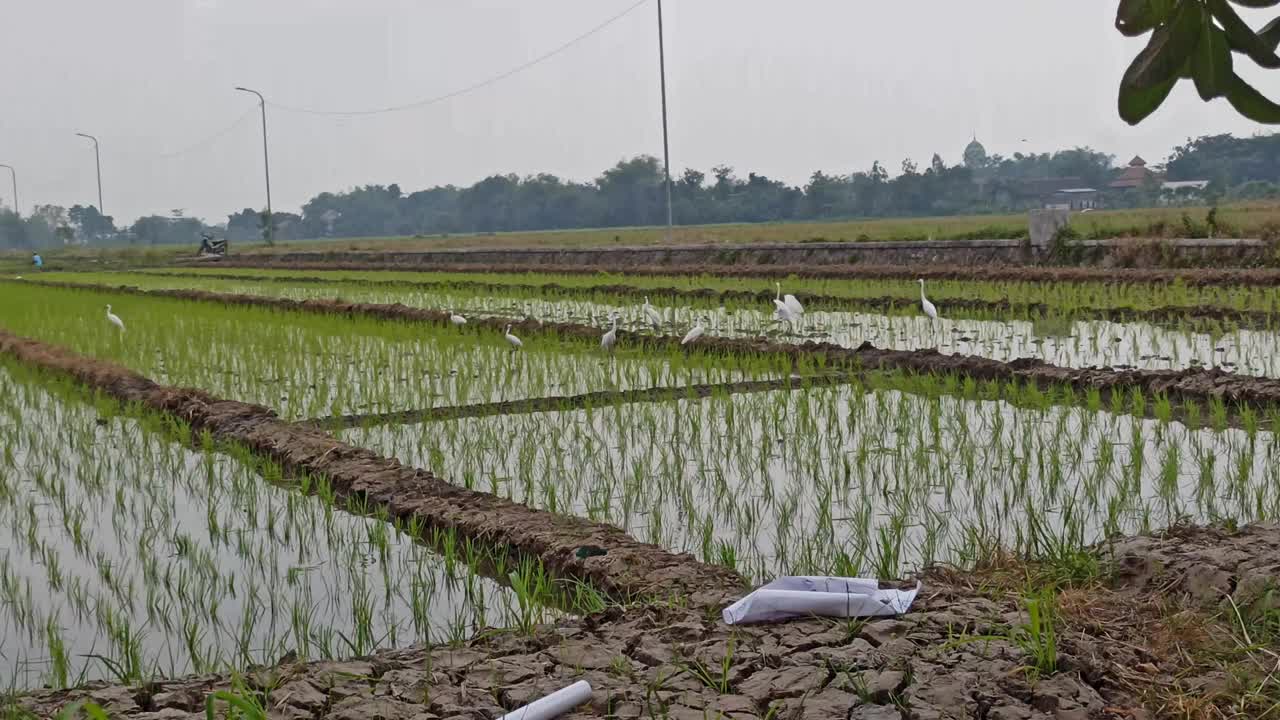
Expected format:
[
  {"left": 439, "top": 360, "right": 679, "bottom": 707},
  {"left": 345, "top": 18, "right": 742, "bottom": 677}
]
[
  {"left": 206, "top": 256, "right": 1280, "bottom": 285},
  {"left": 12, "top": 523, "right": 1280, "bottom": 718},
  {"left": 129, "top": 270, "right": 1280, "bottom": 328},
  {"left": 0, "top": 329, "right": 745, "bottom": 607},
  {"left": 301, "top": 374, "right": 852, "bottom": 430},
  {"left": 23, "top": 280, "right": 1280, "bottom": 416}
]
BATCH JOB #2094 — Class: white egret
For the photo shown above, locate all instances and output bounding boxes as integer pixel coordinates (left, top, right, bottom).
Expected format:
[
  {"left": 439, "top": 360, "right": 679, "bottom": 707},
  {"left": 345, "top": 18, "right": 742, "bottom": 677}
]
[
  {"left": 105, "top": 304, "right": 125, "bottom": 332},
  {"left": 681, "top": 318, "right": 705, "bottom": 345},
  {"left": 776, "top": 282, "right": 804, "bottom": 316},
  {"left": 504, "top": 324, "right": 523, "bottom": 350},
  {"left": 918, "top": 279, "right": 939, "bottom": 320},
  {"left": 642, "top": 297, "right": 662, "bottom": 328},
  {"left": 601, "top": 314, "right": 619, "bottom": 352},
  {"left": 449, "top": 310, "right": 467, "bottom": 326},
  {"left": 772, "top": 297, "right": 797, "bottom": 324}
]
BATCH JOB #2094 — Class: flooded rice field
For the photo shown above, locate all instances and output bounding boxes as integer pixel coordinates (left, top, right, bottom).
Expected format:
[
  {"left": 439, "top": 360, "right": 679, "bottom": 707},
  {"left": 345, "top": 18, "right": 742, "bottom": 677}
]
[{"left": 0, "top": 363, "right": 551, "bottom": 687}]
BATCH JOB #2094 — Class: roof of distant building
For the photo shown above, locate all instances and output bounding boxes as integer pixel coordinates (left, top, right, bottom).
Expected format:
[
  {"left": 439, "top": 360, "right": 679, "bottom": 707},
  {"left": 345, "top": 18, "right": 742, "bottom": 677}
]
[
  {"left": 1161, "top": 180, "right": 1210, "bottom": 191},
  {"left": 1110, "top": 161, "right": 1156, "bottom": 189}
]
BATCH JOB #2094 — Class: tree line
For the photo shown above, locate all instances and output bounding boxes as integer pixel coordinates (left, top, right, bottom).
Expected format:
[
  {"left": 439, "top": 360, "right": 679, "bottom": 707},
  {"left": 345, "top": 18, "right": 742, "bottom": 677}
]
[{"left": 2, "top": 132, "right": 1279, "bottom": 250}]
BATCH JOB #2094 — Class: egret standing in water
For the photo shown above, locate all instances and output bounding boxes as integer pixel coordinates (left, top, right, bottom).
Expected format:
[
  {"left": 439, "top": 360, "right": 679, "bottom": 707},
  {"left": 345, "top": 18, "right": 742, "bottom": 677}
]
[
  {"left": 918, "top": 279, "right": 938, "bottom": 320},
  {"left": 105, "top": 304, "right": 125, "bottom": 333},
  {"left": 681, "top": 317, "right": 705, "bottom": 346},
  {"left": 449, "top": 310, "right": 467, "bottom": 326},
  {"left": 642, "top": 297, "right": 662, "bottom": 329},
  {"left": 601, "top": 314, "right": 619, "bottom": 352},
  {"left": 504, "top": 324, "right": 523, "bottom": 350},
  {"left": 772, "top": 296, "right": 798, "bottom": 324},
  {"left": 776, "top": 283, "right": 804, "bottom": 316}
]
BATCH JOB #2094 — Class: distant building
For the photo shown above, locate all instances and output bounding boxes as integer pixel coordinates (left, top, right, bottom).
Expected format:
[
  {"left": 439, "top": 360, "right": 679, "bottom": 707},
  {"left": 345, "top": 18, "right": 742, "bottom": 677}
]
[
  {"left": 1046, "top": 188, "right": 1100, "bottom": 211},
  {"left": 993, "top": 176, "right": 1102, "bottom": 210},
  {"left": 963, "top": 137, "right": 988, "bottom": 169},
  {"left": 1109, "top": 156, "right": 1156, "bottom": 190},
  {"left": 1160, "top": 179, "right": 1211, "bottom": 204}
]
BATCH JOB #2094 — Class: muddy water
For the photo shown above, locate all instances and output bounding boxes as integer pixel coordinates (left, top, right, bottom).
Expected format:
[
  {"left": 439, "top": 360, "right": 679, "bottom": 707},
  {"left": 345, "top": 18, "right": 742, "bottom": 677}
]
[
  {"left": 344, "top": 383, "right": 1279, "bottom": 584},
  {"left": 0, "top": 365, "right": 537, "bottom": 688}
]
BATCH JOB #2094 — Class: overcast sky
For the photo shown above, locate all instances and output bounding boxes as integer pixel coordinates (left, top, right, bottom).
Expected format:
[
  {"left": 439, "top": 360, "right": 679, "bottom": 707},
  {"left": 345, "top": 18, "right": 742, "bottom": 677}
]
[{"left": 1, "top": 0, "right": 1275, "bottom": 224}]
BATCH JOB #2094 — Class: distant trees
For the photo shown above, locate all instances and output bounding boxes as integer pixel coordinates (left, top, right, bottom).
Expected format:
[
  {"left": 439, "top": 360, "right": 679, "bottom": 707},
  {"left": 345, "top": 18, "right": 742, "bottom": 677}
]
[
  {"left": 226, "top": 209, "right": 304, "bottom": 242},
  {"left": 5, "top": 132, "right": 1280, "bottom": 251},
  {"left": 69, "top": 205, "right": 116, "bottom": 243},
  {"left": 1166, "top": 133, "right": 1280, "bottom": 185}
]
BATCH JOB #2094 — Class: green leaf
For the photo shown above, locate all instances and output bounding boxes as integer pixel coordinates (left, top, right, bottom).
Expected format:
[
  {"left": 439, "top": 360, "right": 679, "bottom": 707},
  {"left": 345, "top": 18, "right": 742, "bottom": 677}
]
[
  {"left": 1124, "top": 0, "right": 1207, "bottom": 89},
  {"left": 1116, "top": 0, "right": 1178, "bottom": 36},
  {"left": 1260, "top": 15, "right": 1280, "bottom": 48},
  {"left": 1192, "top": 23, "right": 1235, "bottom": 98},
  {"left": 1223, "top": 71, "right": 1280, "bottom": 121},
  {"left": 1208, "top": 0, "right": 1280, "bottom": 67},
  {"left": 1119, "top": 72, "right": 1179, "bottom": 124}
]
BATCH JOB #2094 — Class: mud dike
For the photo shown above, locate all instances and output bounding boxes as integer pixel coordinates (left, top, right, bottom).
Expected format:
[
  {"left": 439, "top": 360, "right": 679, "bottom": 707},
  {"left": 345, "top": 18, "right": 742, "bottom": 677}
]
[{"left": 212, "top": 256, "right": 1280, "bottom": 287}]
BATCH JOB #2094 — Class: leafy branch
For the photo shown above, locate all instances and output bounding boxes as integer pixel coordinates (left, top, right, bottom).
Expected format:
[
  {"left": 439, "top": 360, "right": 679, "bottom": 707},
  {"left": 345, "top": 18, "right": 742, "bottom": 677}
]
[{"left": 1118, "top": 0, "right": 1280, "bottom": 123}]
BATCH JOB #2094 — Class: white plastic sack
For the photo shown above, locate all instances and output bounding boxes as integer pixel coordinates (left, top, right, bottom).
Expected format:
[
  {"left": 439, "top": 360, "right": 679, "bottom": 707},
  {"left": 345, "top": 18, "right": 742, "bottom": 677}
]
[
  {"left": 723, "top": 576, "right": 920, "bottom": 625},
  {"left": 497, "top": 680, "right": 592, "bottom": 720}
]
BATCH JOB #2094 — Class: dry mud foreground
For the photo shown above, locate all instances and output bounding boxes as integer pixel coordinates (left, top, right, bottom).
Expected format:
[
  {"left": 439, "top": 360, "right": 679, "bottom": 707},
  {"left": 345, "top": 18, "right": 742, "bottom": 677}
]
[
  {"left": 14, "top": 523, "right": 1280, "bottom": 719},
  {"left": 211, "top": 257, "right": 1280, "bottom": 287}
]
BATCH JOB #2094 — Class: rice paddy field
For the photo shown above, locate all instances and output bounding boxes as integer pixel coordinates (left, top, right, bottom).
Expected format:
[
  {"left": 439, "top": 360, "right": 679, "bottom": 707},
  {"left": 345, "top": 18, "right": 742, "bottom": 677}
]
[{"left": 3, "top": 264, "right": 1280, "bottom": 699}]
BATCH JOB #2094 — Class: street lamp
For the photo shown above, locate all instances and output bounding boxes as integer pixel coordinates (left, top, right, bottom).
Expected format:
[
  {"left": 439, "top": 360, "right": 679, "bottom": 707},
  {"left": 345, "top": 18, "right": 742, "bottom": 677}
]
[
  {"left": 0, "top": 164, "right": 17, "bottom": 216},
  {"left": 74, "top": 132, "right": 104, "bottom": 214},
  {"left": 656, "top": 0, "right": 673, "bottom": 241},
  {"left": 235, "top": 86, "right": 274, "bottom": 245}
]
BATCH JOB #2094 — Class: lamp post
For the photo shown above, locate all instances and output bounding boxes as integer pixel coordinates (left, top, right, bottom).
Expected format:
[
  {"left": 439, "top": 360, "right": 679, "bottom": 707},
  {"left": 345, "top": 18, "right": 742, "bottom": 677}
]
[
  {"left": 74, "top": 133, "right": 103, "bottom": 213},
  {"left": 0, "top": 164, "right": 16, "bottom": 216},
  {"left": 657, "top": 0, "right": 673, "bottom": 241},
  {"left": 235, "top": 86, "right": 274, "bottom": 245}
]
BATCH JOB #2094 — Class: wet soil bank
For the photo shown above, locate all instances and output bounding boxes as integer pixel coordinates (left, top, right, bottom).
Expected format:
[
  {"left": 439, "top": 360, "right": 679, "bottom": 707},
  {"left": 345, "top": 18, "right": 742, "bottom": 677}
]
[
  {"left": 33, "top": 281, "right": 1280, "bottom": 415},
  {"left": 135, "top": 270, "right": 1280, "bottom": 329},
  {"left": 304, "top": 375, "right": 850, "bottom": 430},
  {"left": 215, "top": 256, "right": 1280, "bottom": 286},
  {"left": 17, "top": 523, "right": 1280, "bottom": 719},
  {"left": 0, "top": 329, "right": 745, "bottom": 606}
]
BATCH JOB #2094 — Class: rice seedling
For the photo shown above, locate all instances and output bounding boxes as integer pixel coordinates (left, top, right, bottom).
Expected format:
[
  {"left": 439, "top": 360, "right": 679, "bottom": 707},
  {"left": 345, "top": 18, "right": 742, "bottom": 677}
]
[
  {"left": 22, "top": 274, "right": 1280, "bottom": 378},
  {"left": 0, "top": 360, "right": 572, "bottom": 688},
  {"left": 0, "top": 282, "right": 775, "bottom": 422},
  {"left": 345, "top": 372, "right": 1280, "bottom": 584},
  {"left": 119, "top": 265, "right": 1280, "bottom": 315}
]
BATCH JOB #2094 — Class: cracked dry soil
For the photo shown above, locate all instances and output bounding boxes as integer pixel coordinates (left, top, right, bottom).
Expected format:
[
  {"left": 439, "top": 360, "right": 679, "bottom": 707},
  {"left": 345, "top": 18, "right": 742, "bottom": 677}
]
[{"left": 17, "top": 523, "right": 1280, "bottom": 720}]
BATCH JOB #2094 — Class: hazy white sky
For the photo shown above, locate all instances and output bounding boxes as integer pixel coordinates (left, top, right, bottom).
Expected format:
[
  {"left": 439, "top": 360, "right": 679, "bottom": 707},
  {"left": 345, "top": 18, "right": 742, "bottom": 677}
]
[{"left": 0, "top": 0, "right": 1274, "bottom": 224}]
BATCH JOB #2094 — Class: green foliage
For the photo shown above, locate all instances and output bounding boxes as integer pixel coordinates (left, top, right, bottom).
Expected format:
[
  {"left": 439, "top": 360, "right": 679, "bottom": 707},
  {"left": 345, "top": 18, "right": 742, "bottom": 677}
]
[{"left": 1118, "top": 0, "right": 1280, "bottom": 124}]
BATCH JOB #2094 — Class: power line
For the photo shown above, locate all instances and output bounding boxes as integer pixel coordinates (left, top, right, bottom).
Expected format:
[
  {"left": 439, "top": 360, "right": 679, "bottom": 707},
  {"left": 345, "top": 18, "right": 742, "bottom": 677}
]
[
  {"left": 155, "top": 107, "right": 258, "bottom": 160},
  {"left": 266, "top": 0, "right": 649, "bottom": 117}
]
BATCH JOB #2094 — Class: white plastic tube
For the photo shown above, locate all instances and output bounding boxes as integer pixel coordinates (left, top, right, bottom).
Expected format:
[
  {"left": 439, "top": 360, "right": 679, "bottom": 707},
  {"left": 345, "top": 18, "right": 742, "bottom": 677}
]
[
  {"left": 723, "top": 576, "right": 920, "bottom": 625},
  {"left": 497, "top": 680, "right": 593, "bottom": 720}
]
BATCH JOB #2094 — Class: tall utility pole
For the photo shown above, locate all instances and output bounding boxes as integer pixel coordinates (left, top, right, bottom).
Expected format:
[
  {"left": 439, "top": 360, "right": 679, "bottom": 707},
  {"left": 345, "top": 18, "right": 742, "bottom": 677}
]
[
  {"left": 235, "top": 86, "right": 274, "bottom": 245},
  {"left": 75, "top": 133, "right": 104, "bottom": 213},
  {"left": 0, "top": 164, "right": 17, "bottom": 216},
  {"left": 657, "top": 0, "right": 674, "bottom": 241}
]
